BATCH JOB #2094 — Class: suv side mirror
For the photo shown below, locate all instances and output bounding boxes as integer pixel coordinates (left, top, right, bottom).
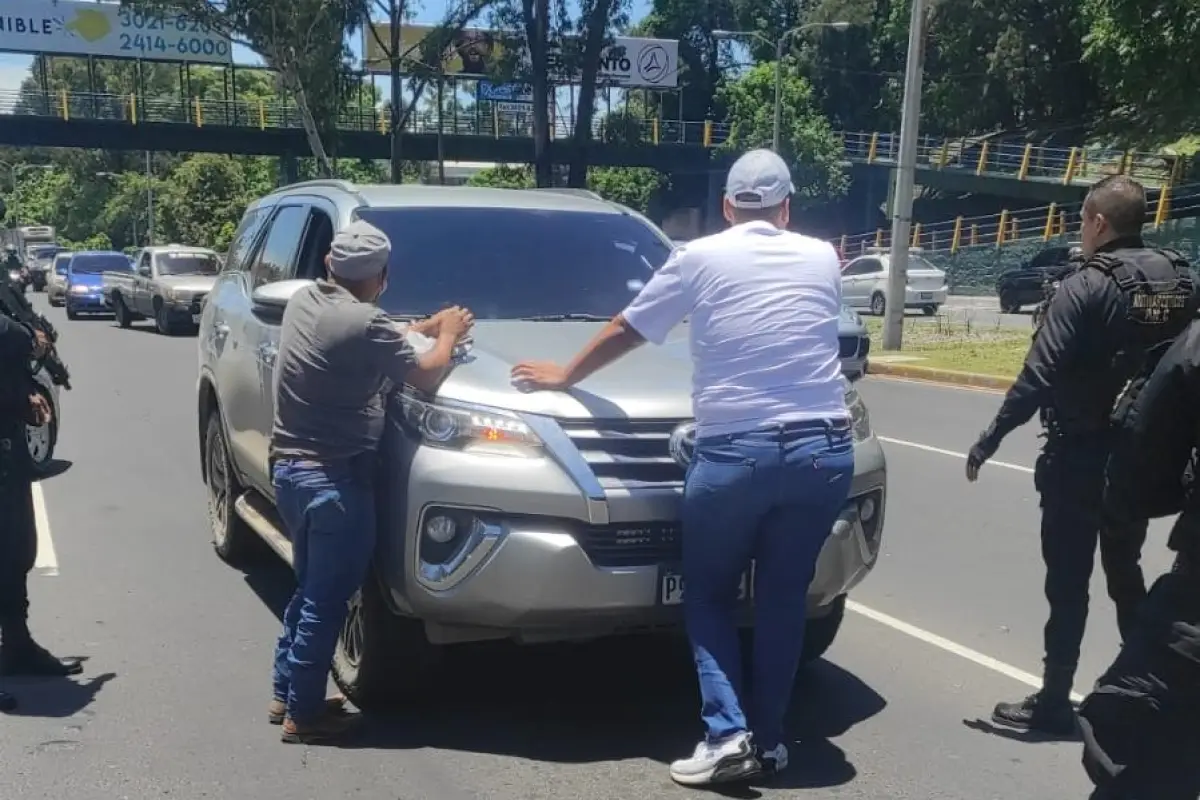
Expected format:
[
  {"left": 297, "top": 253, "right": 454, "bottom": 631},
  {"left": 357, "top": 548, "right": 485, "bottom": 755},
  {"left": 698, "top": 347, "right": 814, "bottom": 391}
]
[
  {"left": 251, "top": 278, "right": 313, "bottom": 319},
  {"left": 137, "top": 265, "right": 151, "bottom": 276}
]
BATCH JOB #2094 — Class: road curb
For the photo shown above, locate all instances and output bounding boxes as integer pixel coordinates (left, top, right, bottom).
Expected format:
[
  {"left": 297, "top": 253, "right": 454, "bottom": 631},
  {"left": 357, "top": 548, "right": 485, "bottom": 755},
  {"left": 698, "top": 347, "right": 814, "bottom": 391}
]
[{"left": 867, "top": 360, "right": 1013, "bottom": 390}]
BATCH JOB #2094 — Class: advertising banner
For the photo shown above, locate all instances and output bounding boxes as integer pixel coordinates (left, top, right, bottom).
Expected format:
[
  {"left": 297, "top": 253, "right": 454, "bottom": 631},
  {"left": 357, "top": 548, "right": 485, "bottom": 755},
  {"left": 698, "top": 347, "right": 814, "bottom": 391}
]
[
  {"left": 363, "top": 24, "right": 678, "bottom": 88},
  {"left": 478, "top": 81, "right": 532, "bottom": 104},
  {"left": 0, "top": 0, "right": 232, "bottom": 64}
]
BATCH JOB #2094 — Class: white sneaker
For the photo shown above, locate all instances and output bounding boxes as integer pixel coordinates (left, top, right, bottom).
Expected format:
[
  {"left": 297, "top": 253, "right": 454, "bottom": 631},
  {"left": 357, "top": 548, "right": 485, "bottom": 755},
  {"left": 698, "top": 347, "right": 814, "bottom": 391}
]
[
  {"left": 758, "top": 743, "right": 789, "bottom": 775},
  {"left": 668, "top": 731, "right": 758, "bottom": 786}
]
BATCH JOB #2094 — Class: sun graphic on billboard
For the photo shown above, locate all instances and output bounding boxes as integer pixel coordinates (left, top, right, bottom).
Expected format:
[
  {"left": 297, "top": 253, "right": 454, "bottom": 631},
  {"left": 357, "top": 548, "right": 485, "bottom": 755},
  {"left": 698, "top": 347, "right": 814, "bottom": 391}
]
[{"left": 64, "top": 9, "right": 112, "bottom": 42}]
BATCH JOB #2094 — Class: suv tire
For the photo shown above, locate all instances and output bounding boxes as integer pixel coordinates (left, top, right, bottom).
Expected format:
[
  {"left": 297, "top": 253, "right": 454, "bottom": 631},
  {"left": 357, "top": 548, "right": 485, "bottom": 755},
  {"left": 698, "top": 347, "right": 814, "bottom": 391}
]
[
  {"left": 204, "top": 412, "right": 258, "bottom": 564},
  {"left": 332, "top": 576, "right": 441, "bottom": 709},
  {"left": 870, "top": 292, "right": 886, "bottom": 317},
  {"left": 800, "top": 594, "right": 846, "bottom": 664},
  {"left": 113, "top": 294, "right": 133, "bottom": 328}
]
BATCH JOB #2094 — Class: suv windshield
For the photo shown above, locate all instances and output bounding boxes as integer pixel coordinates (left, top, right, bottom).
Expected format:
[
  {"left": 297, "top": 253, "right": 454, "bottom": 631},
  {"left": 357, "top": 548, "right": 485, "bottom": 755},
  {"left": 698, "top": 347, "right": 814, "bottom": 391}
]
[
  {"left": 156, "top": 251, "right": 220, "bottom": 276},
  {"left": 356, "top": 206, "right": 672, "bottom": 319},
  {"left": 54, "top": 254, "right": 72, "bottom": 273},
  {"left": 70, "top": 253, "right": 131, "bottom": 275}
]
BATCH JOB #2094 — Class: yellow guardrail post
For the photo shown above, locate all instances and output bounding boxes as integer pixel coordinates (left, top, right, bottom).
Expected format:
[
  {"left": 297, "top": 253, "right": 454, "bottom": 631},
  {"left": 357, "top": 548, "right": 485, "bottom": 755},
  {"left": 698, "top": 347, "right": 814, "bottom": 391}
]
[
  {"left": 128, "top": 93, "right": 137, "bottom": 124},
  {"left": 970, "top": 224, "right": 978, "bottom": 246},
  {"left": 1043, "top": 203, "right": 1057, "bottom": 241},
  {"left": 1155, "top": 186, "right": 1171, "bottom": 228},
  {"left": 874, "top": 229, "right": 883, "bottom": 248},
  {"left": 1063, "top": 147, "right": 1078, "bottom": 185},
  {"left": 976, "top": 141, "right": 989, "bottom": 175},
  {"left": 1018, "top": 144, "right": 1033, "bottom": 181},
  {"left": 1010, "top": 216, "right": 1019, "bottom": 241},
  {"left": 194, "top": 97, "right": 203, "bottom": 127},
  {"left": 259, "top": 99, "right": 268, "bottom": 130},
  {"left": 703, "top": 120, "right": 712, "bottom": 147},
  {"left": 910, "top": 223, "right": 921, "bottom": 248},
  {"left": 1058, "top": 210, "right": 1066, "bottom": 236},
  {"left": 950, "top": 216, "right": 963, "bottom": 254},
  {"left": 59, "top": 89, "right": 69, "bottom": 120},
  {"left": 996, "top": 210, "right": 1009, "bottom": 246},
  {"left": 838, "top": 235, "right": 847, "bottom": 256},
  {"left": 937, "top": 141, "right": 949, "bottom": 169},
  {"left": 867, "top": 132, "right": 879, "bottom": 164},
  {"left": 493, "top": 106, "right": 500, "bottom": 138},
  {"left": 1121, "top": 150, "right": 1132, "bottom": 175},
  {"left": 652, "top": 118, "right": 660, "bottom": 145}
]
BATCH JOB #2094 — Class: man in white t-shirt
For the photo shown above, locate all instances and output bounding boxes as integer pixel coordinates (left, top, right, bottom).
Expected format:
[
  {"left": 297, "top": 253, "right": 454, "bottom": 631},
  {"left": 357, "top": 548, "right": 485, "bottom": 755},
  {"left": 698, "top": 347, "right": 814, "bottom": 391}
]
[{"left": 512, "top": 149, "right": 853, "bottom": 786}]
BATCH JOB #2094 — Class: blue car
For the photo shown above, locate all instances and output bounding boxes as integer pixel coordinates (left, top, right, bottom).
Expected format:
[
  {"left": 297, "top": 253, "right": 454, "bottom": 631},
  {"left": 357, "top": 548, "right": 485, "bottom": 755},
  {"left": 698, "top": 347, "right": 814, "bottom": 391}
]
[{"left": 65, "top": 251, "right": 131, "bottom": 319}]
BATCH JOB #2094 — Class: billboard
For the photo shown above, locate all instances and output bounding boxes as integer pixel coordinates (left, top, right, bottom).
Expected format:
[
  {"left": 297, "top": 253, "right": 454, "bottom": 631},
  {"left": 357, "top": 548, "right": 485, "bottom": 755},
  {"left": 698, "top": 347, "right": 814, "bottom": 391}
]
[
  {"left": 0, "top": 1, "right": 233, "bottom": 64},
  {"left": 362, "top": 24, "right": 678, "bottom": 88}
]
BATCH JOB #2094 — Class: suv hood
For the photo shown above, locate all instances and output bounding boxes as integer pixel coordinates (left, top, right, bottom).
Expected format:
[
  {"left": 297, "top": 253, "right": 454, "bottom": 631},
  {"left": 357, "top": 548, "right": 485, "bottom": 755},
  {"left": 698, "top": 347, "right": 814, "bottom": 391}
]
[
  {"left": 159, "top": 274, "right": 217, "bottom": 293},
  {"left": 436, "top": 321, "right": 694, "bottom": 419}
]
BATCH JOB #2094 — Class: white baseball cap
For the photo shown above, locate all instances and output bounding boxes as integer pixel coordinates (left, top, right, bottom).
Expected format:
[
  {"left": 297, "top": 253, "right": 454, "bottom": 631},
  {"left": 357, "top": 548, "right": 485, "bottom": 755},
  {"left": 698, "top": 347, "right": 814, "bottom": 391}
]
[{"left": 725, "top": 149, "right": 795, "bottom": 209}]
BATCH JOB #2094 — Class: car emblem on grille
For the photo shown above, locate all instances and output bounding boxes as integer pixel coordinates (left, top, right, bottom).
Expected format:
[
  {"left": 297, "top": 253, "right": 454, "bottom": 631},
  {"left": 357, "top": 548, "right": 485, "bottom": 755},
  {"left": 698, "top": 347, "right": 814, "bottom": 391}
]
[{"left": 668, "top": 422, "right": 696, "bottom": 469}]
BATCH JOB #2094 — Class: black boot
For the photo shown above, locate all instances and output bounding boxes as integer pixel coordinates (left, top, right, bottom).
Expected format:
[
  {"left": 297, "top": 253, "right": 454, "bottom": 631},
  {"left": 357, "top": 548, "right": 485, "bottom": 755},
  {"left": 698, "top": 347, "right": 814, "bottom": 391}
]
[
  {"left": 0, "top": 618, "right": 82, "bottom": 678},
  {"left": 991, "top": 665, "right": 1077, "bottom": 735}
]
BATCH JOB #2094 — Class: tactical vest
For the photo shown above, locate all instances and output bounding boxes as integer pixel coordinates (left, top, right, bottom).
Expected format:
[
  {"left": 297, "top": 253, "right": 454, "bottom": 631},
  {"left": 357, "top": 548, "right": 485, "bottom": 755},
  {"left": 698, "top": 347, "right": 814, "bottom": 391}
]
[
  {"left": 1103, "top": 248, "right": 1197, "bottom": 420},
  {"left": 1043, "top": 248, "right": 1197, "bottom": 437}
]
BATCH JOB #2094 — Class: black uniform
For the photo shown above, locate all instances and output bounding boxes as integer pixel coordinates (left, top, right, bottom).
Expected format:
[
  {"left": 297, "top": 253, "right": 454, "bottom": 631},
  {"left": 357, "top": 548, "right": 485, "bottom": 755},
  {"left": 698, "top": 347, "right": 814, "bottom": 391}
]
[
  {"left": 969, "top": 236, "right": 1199, "bottom": 733},
  {"left": 0, "top": 284, "right": 81, "bottom": 680},
  {"left": 1079, "top": 319, "right": 1200, "bottom": 799}
]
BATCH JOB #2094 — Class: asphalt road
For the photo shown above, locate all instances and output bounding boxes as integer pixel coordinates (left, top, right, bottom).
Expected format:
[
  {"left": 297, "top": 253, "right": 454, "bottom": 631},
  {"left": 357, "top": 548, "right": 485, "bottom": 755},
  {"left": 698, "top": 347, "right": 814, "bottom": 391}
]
[{"left": 2, "top": 294, "right": 1168, "bottom": 800}]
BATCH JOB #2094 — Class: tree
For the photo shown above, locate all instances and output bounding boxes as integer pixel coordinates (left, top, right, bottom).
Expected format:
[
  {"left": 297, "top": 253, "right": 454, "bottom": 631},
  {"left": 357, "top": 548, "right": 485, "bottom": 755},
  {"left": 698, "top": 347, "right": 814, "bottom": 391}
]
[
  {"left": 128, "top": 0, "right": 369, "bottom": 175},
  {"left": 717, "top": 60, "right": 848, "bottom": 207},
  {"left": 588, "top": 167, "right": 666, "bottom": 213},
  {"left": 1082, "top": 0, "right": 1200, "bottom": 142},
  {"left": 364, "top": 0, "right": 498, "bottom": 182},
  {"left": 467, "top": 164, "right": 535, "bottom": 188},
  {"left": 564, "top": 0, "right": 624, "bottom": 187},
  {"left": 638, "top": 0, "right": 736, "bottom": 122},
  {"left": 491, "top": 0, "right": 559, "bottom": 186}
]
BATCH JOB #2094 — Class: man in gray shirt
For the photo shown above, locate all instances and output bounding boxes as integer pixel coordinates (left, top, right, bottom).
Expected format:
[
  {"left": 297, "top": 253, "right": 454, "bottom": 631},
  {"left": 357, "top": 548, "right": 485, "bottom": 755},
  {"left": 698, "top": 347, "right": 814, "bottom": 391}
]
[{"left": 268, "top": 219, "right": 472, "bottom": 744}]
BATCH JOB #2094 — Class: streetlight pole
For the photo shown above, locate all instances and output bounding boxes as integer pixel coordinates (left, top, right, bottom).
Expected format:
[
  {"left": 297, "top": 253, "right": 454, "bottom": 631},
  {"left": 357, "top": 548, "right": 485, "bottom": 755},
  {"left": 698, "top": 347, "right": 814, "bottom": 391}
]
[
  {"left": 881, "top": 0, "right": 929, "bottom": 351},
  {"left": 714, "top": 22, "right": 851, "bottom": 155}
]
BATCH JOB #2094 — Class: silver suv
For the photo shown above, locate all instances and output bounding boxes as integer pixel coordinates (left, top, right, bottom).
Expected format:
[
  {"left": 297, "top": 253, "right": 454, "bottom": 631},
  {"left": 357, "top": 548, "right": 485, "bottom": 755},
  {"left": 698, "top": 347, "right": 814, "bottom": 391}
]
[{"left": 196, "top": 181, "right": 888, "bottom": 708}]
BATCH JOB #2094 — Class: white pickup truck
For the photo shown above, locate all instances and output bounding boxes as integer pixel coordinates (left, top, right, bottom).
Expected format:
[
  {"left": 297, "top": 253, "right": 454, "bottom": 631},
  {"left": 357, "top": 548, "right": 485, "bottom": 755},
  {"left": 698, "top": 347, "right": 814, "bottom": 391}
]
[{"left": 103, "top": 245, "right": 221, "bottom": 335}]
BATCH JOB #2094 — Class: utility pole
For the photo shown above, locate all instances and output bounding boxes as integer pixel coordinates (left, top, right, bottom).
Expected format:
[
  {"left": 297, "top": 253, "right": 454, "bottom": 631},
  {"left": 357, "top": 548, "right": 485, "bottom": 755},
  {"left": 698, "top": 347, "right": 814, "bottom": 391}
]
[{"left": 881, "top": 0, "right": 928, "bottom": 351}]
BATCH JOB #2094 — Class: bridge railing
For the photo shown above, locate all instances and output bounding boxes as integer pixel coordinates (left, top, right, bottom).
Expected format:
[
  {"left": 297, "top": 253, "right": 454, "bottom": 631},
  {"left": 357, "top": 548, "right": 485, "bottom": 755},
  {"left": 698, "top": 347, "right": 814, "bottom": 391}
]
[
  {"left": 1, "top": 88, "right": 1187, "bottom": 186},
  {"left": 832, "top": 181, "right": 1200, "bottom": 259},
  {"left": 0, "top": 88, "right": 732, "bottom": 148},
  {"left": 838, "top": 131, "right": 1179, "bottom": 187}
]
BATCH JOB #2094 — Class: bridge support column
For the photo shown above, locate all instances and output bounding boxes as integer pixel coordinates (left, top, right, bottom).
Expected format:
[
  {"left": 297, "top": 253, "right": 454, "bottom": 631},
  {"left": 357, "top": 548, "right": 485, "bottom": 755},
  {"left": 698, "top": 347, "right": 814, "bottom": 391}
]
[{"left": 280, "top": 153, "right": 299, "bottom": 186}]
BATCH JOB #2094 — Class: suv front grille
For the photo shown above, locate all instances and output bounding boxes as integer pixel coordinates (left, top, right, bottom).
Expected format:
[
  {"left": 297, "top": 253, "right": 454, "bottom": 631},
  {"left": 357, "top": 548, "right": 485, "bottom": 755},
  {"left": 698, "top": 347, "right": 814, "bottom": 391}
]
[
  {"left": 557, "top": 418, "right": 687, "bottom": 490},
  {"left": 575, "top": 521, "right": 682, "bottom": 567}
]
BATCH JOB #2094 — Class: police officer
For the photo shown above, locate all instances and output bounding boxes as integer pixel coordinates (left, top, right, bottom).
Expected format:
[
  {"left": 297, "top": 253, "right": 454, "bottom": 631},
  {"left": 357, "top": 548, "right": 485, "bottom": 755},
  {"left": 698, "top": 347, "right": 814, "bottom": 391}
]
[
  {"left": 0, "top": 298, "right": 81, "bottom": 686},
  {"left": 1079, "top": 318, "right": 1200, "bottom": 798},
  {"left": 965, "top": 175, "right": 1200, "bottom": 735}
]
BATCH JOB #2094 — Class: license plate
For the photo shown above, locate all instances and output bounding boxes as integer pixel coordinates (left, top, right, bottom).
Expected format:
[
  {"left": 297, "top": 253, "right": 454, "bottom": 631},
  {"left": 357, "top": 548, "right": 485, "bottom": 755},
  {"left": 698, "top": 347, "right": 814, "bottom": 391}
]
[
  {"left": 192, "top": 314, "right": 201, "bottom": 324},
  {"left": 920, "top": 292, "right": 933, "bottom": 300},
  {"left": 659, "top": 563, "right": 755, "bottom": 606}
]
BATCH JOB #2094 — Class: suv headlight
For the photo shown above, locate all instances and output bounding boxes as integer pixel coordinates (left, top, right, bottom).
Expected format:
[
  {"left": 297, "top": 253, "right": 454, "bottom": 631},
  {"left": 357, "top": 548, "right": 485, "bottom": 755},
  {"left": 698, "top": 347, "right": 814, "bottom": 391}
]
[
  {"left": 845, "top": 383, "right": 873, "bottom": 442},
  {"left": 69, "top": 284, "right": 90, "bottom": 294},
  {"left": 396, "top": 392, "right": 545, "bottom": 458}
]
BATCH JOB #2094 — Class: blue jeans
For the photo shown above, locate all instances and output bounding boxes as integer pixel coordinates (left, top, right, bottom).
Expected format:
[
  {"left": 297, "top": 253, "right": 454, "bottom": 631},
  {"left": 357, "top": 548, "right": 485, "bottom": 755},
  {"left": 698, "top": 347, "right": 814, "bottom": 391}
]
[
  {"left": 271, "top": 457, "right": 376, "bottom": 724},
  {"left": 682, "top": 420, "right": 854, "bottom": 751}
]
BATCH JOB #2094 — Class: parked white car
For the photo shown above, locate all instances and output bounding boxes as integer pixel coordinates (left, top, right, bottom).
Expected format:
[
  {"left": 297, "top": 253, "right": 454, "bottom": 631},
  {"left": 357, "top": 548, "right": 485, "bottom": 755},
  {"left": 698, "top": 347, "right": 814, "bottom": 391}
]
[{"left": 841, "top": 248, "right": 948, "bottom": 316}]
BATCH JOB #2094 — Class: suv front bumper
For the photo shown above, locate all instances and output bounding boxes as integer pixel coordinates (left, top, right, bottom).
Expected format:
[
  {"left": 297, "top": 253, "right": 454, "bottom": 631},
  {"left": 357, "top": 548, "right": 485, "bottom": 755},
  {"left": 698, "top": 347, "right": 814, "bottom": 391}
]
[{"left": 377, "top": 423, "right": 886, "bottom": 645}]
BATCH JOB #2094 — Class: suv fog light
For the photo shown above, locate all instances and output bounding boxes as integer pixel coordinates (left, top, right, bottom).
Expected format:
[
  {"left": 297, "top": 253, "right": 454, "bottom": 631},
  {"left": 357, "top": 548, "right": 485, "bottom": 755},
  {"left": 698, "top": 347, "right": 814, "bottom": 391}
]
[
  {"left": 859, "top": 496, "right": 876, "bottom": 523},
  {"left": 424, "top": 515, "right": 457, "bottom": 544}
]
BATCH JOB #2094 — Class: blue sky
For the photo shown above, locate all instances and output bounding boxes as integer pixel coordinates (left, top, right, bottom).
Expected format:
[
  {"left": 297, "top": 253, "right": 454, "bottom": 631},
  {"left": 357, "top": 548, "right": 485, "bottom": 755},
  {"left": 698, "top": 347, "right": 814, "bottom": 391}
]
[{"left": 0, "top": 0, "right": 655, "bottom": 102}]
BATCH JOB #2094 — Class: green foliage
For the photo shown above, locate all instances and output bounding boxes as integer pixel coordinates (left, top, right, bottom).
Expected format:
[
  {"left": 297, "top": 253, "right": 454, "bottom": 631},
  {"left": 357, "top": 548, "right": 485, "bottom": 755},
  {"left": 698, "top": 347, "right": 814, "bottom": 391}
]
[
  {"left": 1081, "top": 0, "right": 1200, "bottom": 142},
  {"left": 466, "top": 165, "right": 536, "bottom": 189},
  {"left": 717, "top": 61, "right": 849, "bottom": 207},
  {"left": 59, "top": 232, "right": 115, "bottom": 252},
  {"left": 587, "top": 168, "right": 667, "bottom": 214}
]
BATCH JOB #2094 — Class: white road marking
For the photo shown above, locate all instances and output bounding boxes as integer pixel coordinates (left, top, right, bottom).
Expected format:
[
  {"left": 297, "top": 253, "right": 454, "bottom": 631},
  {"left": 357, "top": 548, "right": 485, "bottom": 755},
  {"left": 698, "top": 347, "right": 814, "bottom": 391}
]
[
  {"left": 878, "top": 436, "right": 1036, "bottom": 474},
  {"left": 868, "top": 374, "right": 1005, "bottom": 395},
  {"left": 32, "top": 481, "right": 58, "bottom": 577},
  {"left": 847, "top": 600, "right": 1085, "bottom": 704}
]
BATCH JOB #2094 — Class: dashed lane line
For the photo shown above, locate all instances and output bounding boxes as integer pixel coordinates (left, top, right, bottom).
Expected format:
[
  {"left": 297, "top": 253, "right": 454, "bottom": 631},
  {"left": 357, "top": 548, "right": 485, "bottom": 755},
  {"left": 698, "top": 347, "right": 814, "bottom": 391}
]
[
  {"left": 32, "top": 481, "right": 58, "bottom": 577},
  {"left": 877, "top": 435, "right": 1036, "bottom": 474}
]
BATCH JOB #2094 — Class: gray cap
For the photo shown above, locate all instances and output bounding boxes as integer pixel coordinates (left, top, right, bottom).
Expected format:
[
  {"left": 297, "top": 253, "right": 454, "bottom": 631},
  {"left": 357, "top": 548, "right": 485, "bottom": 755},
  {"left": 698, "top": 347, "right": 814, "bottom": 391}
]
[
  {"left": 725, "top": 149, "right": 795, "bottom": 209},
  {"left": 328, "top": 219, "right": 391, "bottom": 281}
]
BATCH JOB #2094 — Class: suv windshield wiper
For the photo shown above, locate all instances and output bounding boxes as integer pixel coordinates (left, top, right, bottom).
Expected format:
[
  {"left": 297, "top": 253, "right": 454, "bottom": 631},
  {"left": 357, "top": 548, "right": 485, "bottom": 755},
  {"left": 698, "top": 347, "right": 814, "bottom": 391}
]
[{"left": 520, "top": 313, "right": 611, "bottom": 322}]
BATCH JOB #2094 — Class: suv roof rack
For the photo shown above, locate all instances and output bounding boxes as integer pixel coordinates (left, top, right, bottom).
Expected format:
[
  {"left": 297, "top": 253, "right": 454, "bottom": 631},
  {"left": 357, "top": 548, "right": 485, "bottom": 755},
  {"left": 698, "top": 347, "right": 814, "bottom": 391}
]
[{"left": 525, "top": 187, "right": 606, "bottom": 202}]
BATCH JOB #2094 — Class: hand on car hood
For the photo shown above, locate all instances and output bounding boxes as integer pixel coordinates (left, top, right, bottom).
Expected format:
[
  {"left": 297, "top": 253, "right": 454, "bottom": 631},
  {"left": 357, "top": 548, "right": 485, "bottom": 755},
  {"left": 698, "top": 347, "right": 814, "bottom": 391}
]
[{"left": 431, "top": 320, "right": 695, "bottom": 420}]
